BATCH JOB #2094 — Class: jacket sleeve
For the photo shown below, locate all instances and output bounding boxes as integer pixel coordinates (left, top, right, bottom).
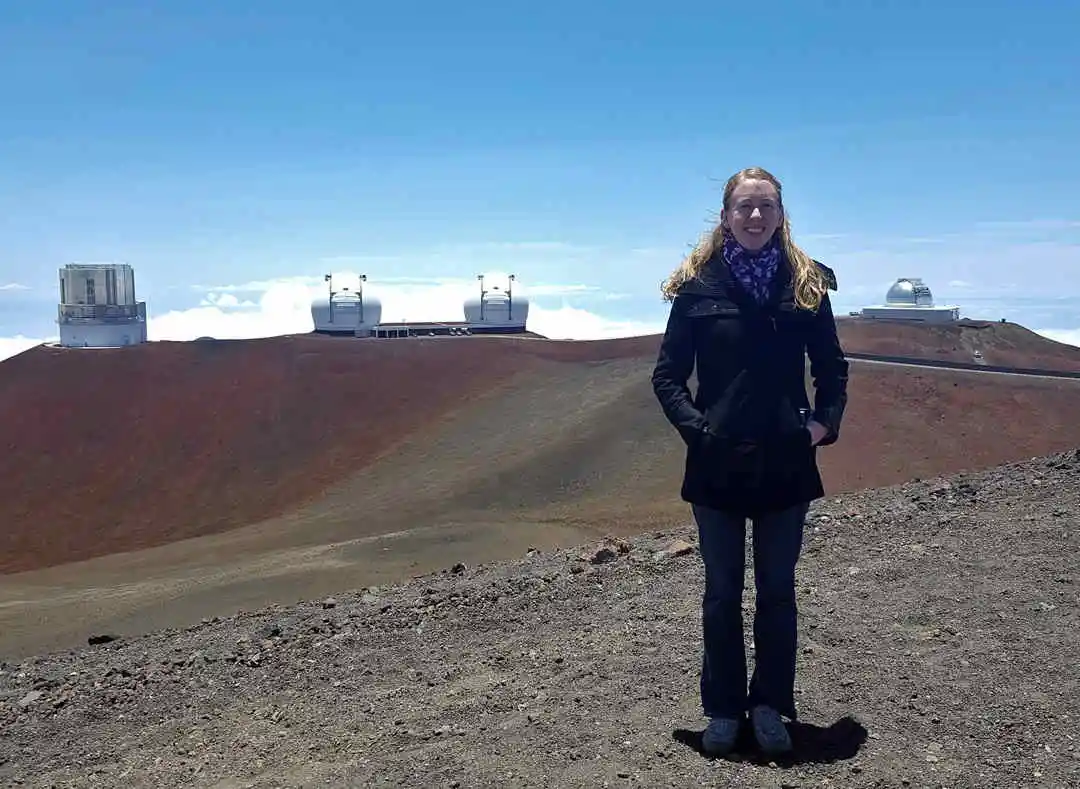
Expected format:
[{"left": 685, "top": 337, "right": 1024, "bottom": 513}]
[
  {"left": 651, "top": 294, "right": 708, "bottom": 445},
  {"left": 805, "top": 287, "right": 849, "bottom": 446}
]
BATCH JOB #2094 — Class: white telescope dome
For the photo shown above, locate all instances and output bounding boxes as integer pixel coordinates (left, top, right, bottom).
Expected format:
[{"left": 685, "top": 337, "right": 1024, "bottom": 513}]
[
  {"left": 311, "top": 288, "right": 383, "bottom": 334},
  {"left": 885, "top": 278, "right": 935, "bottom": 307},
  {"left": 464, "top": 284, "right": 529, "bottom": 326}
]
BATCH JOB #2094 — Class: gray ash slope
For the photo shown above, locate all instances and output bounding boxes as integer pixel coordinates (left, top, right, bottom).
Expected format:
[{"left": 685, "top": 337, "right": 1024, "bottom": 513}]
[{"left": 2, "top": 450, "right": 1079, "bottom": 788}]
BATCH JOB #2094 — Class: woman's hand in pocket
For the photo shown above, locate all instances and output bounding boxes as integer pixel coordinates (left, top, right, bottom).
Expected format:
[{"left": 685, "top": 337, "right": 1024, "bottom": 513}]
[{"left": 806, "top": 419, "right": 829, "bottom": 446}]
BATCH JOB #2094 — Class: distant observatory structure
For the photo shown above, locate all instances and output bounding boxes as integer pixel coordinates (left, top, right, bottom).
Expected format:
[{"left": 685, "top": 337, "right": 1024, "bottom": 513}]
[
  {"left": 310, "top": 272, "right": 529, "bottom": 339},
  {"left": 858, "top": 278, "right": 959, "bottom": 323},
  {"left": 311, "top": 273, "right": 383, "bottom": 337},
  {"left": 463, "top": 273, "right": 530, "bottom": 330},
  {"left": 57, "top": 263, "right": 148, "bottom": 348}
]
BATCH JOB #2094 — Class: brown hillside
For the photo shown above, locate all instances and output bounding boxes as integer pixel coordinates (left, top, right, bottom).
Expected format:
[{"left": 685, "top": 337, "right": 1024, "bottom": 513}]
[
  {"left": 3, "top": 330, "right": 1080, "bottom": 581},
  {"left": 0, "top": 334, "right": 659, "bottom": 574},
  {"left": 837, "top": 317, "right": 1080, "bottom": 371},
  {"left": 0, "top": 336, "right": 533, "bottom": 573}
]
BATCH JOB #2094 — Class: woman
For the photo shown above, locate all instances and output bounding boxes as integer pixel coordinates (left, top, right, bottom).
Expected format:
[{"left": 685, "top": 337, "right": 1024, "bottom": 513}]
[{"left": 651, "top": 166, "right": 849, "bottom": 758}]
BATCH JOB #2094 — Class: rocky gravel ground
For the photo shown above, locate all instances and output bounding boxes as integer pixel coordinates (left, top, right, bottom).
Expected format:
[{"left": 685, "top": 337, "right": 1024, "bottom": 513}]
[{"left": 2, "top": 450, "right": 1079, "bottom": 788}]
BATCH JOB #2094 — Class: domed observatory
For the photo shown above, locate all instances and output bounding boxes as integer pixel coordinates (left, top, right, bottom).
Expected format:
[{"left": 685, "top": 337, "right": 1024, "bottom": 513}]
[
  {"left": 311, "top": 274, "right": 383, "bottom": 336},
  {"left": 886, "top": 277, "right": 936, "bottom": 307},
  {"left": 860, "top": 277, "right": 959, "bottom": 323},
  {"left": 463, "top": 273, "right": 529, "bottom": 334}
]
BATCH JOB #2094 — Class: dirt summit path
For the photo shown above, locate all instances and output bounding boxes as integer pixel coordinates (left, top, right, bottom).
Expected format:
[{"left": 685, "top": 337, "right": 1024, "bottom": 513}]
[{"left": 2, "top": 449, "right": 1078, "bottom": 788}]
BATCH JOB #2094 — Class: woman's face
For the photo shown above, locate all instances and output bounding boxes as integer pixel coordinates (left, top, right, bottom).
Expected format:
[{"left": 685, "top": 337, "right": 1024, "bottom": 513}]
[{"left": 723, "top": 178, "right": 782, "bottom": 250}]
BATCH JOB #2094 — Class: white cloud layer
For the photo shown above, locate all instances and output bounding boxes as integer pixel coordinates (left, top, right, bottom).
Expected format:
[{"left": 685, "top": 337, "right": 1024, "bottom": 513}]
[
  {"left": 161, "top": 271, "right": 664, "bottom": 342},
  {"left": 0, "top": 272, "right": 665, "bottom": 361},
  {"left": 5, "top": 270, "right": 1079, "bottom": 364},
  {"left": 0, "top": 335, "right": 55, "bottom": 361}
]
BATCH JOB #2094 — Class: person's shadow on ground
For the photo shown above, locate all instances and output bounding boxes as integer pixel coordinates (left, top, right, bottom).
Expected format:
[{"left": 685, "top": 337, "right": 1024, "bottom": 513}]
[{"left": 672, "top": 715, "right": 868, "bottom": 766}]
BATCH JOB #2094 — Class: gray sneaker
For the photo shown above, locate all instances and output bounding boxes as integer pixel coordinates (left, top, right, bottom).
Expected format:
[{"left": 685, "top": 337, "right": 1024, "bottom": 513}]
[
  {"left": 701, "top": 716, "right": 740, "bottom": 756},
  {"left": 751, "top": 705, "right": 792, "bottom": 757}
]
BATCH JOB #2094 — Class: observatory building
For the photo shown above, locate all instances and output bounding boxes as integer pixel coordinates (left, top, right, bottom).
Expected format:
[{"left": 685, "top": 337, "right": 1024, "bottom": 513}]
[
  {"left": 462, "top": 277, "right": 529, "bottom": 331},
  {"left": 859, "top": 278, "right": 959, "bottom": 323},
  {"left": 372, "top": 274, "right": 530, "bottom": 338},
  {"left": 57, "top": 263, "right": 148, "bottom": 348},
  {"left": 311, "top": 274, "right": 383, "bottom": 336},
  {"left": 312, "top": 273, "right": 529, "bottom": 338}
]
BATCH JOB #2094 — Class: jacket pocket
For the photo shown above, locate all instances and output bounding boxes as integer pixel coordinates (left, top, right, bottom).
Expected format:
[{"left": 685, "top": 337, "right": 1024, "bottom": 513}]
[
  {"left": 775, "top": 394, "right": 811, "bottom": 435},
  {"left": 694, "top": 422, "right": 813, "bottom": 495},
  {"left": 694, "top": 431, "right": 768, "bottom": 489}
]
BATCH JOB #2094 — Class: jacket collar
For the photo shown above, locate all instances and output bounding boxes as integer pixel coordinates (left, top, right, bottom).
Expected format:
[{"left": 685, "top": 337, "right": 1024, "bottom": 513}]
[{"left": 679, "top": 252, "right": 796, "bottom": 313}]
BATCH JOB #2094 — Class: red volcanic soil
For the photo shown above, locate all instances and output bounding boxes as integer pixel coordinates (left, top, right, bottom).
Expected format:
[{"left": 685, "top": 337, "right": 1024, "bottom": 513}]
[
  {"left": 0, "top": 334, "right": 656, "bottom": 574},
  {"left": 2, "top": 327, "right": 1080, "bottom": 576},
  {"left": 837, "top": 317, "right": 1080, "bottom": 372}
]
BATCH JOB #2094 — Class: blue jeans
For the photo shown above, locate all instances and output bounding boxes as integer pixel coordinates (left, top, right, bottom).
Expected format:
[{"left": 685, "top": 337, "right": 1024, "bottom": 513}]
[{"left": 692, "top": 502, "right": 808, "bottom": 721}]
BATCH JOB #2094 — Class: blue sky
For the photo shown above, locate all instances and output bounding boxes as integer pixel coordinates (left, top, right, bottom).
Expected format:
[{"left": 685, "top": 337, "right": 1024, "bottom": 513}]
[{"left": 2, "top": 0, "right": 1079, "bottom": 358}]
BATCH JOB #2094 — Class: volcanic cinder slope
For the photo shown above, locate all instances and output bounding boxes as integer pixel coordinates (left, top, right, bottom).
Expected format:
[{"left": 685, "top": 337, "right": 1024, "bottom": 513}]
[
  {"left": 2, "top": 450, "right": 1078, "bottom": 788},
  {"left": 3, "top": 328, "right": 1080, "bottom": 660},
  {"left": 0, "top": 333, "right": 664, "bottom": 574},
  {"left": 3, "top": 327, "right": 1080, "bottom": 575}
]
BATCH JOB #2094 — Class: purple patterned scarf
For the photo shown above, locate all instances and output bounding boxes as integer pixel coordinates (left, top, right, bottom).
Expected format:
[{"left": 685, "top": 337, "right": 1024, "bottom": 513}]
[{"left": 721, "top": 233, "right": 782, "bottom": 304}]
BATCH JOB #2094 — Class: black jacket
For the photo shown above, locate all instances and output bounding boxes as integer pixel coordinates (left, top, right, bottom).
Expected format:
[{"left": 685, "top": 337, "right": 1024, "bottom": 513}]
[{"left": 651, "top": 255, "right": 849, "bottom": 516}]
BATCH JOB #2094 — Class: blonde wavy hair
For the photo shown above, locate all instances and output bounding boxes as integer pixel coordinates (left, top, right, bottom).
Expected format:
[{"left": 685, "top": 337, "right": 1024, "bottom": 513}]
[{"left": 661, "top": 166, "right": 827, "bottom": 310}]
